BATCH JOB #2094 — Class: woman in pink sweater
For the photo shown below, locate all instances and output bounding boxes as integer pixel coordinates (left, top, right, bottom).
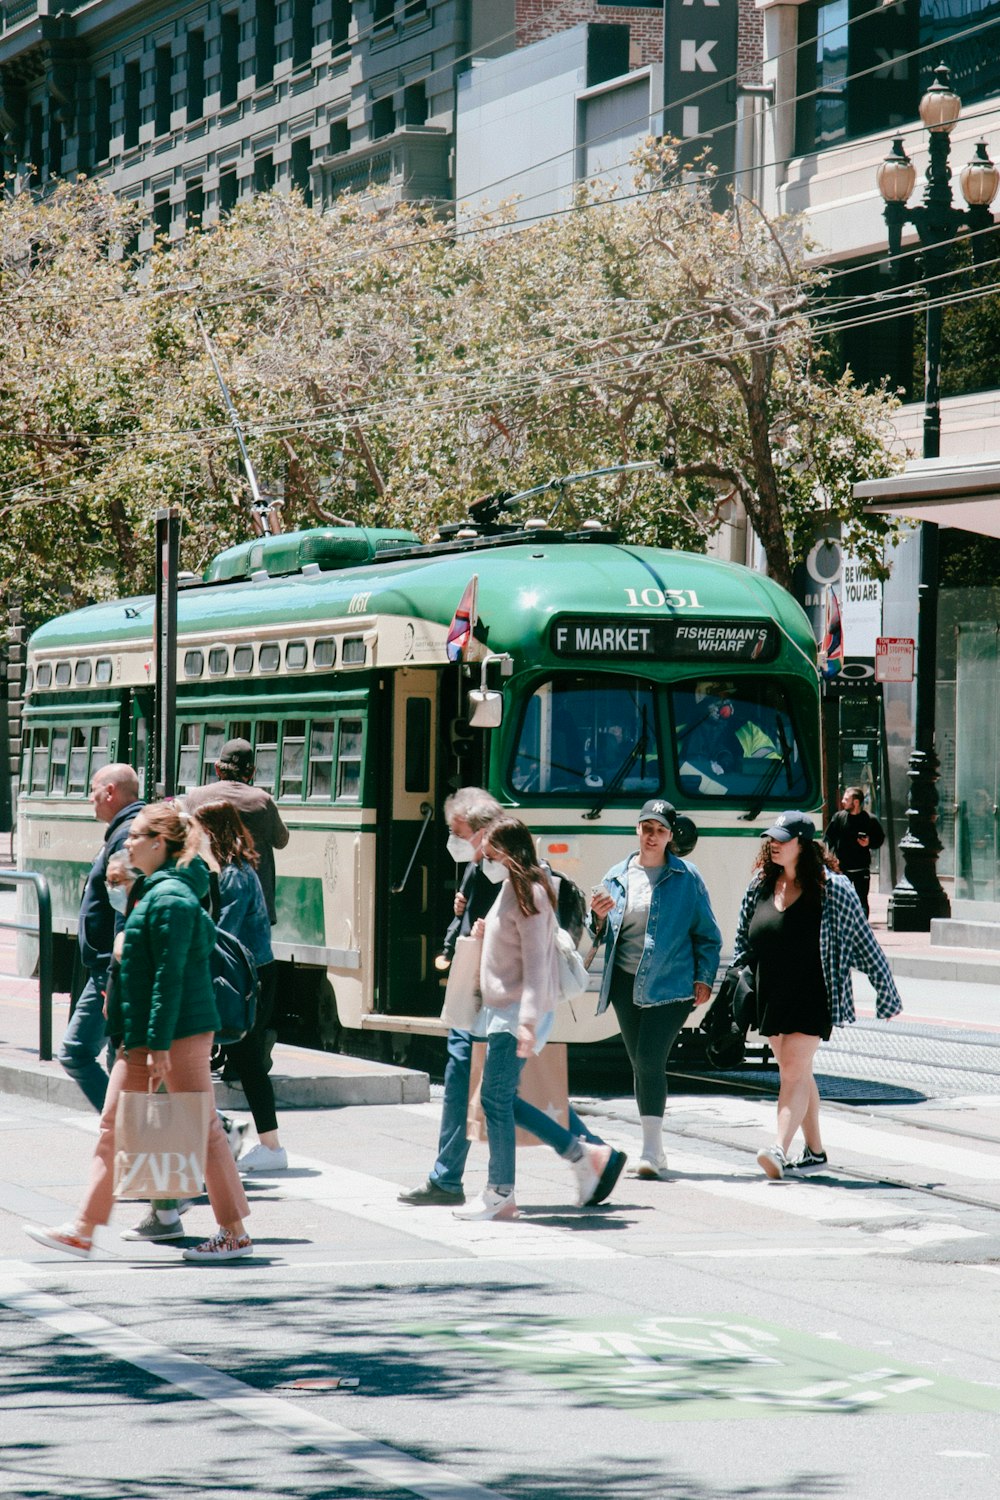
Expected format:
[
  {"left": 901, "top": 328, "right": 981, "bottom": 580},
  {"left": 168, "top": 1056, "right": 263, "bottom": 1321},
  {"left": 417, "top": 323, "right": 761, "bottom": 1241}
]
[{"left": 455, "top": 815, "right": 559, "bottom": 1222}]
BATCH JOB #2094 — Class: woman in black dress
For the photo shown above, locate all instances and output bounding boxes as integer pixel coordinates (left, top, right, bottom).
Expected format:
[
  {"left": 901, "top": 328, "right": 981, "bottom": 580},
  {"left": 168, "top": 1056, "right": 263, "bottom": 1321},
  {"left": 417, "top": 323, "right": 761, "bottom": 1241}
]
[{"left": 733, "top": 810, "right": 902, "bottom": 1180}]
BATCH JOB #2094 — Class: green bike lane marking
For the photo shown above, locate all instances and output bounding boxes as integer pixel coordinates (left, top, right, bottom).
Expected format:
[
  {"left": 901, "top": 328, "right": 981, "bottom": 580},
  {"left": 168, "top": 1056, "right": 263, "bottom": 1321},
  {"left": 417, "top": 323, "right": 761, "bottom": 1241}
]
[{"left": 409, "top": 1315, "right": 1000, "bottom": 1422}]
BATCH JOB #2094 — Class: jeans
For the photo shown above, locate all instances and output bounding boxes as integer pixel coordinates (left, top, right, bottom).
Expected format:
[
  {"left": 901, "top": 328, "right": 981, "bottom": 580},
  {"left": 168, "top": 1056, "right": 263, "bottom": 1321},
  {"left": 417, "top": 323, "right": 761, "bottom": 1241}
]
[
  {"left": 59, "top": 971, "right": 112, "bottom": 1112},
  {"left": 610, "top": 965, "right": 693, "bottom": 1117},
  {"left": 430, "top": 1029, "right": 605, "bottom": 1194},
  {"left": 481, "top": 1030, "right": 525, "bottom": 1193}
]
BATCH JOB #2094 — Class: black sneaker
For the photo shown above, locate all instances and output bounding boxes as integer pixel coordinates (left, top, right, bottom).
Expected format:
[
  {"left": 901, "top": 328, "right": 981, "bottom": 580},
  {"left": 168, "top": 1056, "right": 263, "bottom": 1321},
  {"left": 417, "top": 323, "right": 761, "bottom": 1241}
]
[
  {"left": 790, "top": 1147, "right": 828, "bottom": 1172},
  {"left": 397, "top": 1180, "right": 465, "bottom": 1207}
]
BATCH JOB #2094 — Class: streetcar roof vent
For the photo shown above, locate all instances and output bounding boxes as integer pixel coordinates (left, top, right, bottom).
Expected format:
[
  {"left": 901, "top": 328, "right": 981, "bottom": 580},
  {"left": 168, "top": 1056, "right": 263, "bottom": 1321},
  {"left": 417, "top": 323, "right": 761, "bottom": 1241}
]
[{"left": 204, "top": 526, "right": 422, "bottom": 583}]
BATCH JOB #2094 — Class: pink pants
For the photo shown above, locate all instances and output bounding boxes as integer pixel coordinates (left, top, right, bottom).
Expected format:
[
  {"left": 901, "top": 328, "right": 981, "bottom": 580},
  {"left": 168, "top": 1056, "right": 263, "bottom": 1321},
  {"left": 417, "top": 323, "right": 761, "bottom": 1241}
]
[{"left": 80, "top": 1031, "right": 250, "bottom": 1229}]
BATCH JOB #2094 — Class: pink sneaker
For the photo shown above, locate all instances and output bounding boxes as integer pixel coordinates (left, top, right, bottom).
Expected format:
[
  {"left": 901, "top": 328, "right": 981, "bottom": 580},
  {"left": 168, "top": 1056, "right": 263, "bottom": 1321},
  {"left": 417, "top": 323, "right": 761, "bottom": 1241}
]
[
  {"left": 24, "top": 1223, "right": 93, "bottom": 1258},
  {"left": 182, "top": 1228, "right": 253, "bottom": 1262}
]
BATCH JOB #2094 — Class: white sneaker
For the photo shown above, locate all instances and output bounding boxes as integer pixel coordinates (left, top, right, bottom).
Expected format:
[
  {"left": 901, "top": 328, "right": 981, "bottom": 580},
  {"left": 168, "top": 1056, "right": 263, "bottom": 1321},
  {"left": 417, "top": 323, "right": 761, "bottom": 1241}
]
[
  {"left": 239, "top": 1143, "right": 288, "bottom": 1174},
  {"left": 757, "top": 1144, "right": 788, "bottom": 1180},
  {"left": 453, "top": 1189, "right": 519, "bottom": 1221},
  {"left": 635, "top": 1155, "right": 668, "bottom": 1180},
  {"left": 570, "top": 1143, "right": 610, "bottom": 1206}
]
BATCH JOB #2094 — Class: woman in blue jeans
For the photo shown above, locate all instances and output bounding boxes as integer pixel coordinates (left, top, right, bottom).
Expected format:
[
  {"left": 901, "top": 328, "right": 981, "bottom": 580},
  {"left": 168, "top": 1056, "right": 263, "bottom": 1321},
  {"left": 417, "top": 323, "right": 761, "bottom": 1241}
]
[
  {"left": 454, "top": 815, "right": 560, "bottom": 1222},
  {"left": 590, "top": 799, "right": 722, "bottom": 1179}
]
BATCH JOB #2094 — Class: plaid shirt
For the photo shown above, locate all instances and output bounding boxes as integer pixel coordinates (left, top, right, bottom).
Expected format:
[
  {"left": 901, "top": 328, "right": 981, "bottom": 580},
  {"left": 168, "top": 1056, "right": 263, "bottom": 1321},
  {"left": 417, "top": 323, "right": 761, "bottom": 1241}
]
[{"left": 734, "top": 871, "right": 902, "bottom": 1029}]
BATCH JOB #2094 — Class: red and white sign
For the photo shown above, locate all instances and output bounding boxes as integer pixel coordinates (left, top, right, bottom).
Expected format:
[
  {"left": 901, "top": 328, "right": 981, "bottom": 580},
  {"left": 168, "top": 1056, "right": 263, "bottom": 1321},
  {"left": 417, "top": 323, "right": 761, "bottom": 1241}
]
[{"left": 875, "top": 637, "right": 914, "bottom": 683}]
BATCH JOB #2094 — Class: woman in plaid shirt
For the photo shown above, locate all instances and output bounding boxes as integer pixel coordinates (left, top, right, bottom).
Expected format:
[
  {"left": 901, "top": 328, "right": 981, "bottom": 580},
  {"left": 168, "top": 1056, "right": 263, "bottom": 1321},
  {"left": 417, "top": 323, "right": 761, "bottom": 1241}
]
[{"left": 734, "top": 811, "right": 902, "bottom": 1180}]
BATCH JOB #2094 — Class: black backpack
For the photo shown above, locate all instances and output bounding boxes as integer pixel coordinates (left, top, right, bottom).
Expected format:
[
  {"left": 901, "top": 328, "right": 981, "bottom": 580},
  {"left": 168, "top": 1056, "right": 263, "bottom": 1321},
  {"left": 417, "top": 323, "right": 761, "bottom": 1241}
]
[{"left": 545, "top": 866, "right": 587, "bottom": 944}]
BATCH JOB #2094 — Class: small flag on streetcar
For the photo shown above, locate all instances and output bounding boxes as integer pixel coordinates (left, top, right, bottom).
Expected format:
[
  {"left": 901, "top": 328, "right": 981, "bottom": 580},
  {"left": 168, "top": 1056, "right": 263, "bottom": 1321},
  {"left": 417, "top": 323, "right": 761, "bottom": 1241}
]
[
  {"left": 821, "top": 587, "right": 843, "bottom": 678},
  {"left": 446, "top": 576, "right": 478, "bottom": 662}
]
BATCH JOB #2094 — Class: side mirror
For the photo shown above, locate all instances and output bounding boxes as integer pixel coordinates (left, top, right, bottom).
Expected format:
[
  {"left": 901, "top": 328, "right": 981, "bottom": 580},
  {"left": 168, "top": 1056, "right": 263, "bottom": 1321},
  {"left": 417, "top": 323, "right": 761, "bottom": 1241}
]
[
  {"left": 469, "top": 689, "right": 503, "bottom": 729},
  {"left": 673, "top": 815, "right": 699, "bottom": 857}
]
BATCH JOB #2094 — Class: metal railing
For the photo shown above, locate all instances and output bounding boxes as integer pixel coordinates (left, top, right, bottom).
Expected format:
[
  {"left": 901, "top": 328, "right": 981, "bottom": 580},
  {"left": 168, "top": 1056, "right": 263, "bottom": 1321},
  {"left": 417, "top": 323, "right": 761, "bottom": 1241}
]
[{"left": 0, "top": 870, "right": 53, "bottom": 1060}]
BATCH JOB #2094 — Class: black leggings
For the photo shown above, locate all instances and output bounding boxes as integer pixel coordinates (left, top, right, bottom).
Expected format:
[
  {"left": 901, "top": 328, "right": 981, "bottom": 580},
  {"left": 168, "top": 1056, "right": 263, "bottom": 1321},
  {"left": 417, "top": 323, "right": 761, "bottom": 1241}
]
[
  {"left": 223, "top": 962, "right": 279, "bottom": 1136},
  {"left": 609, "top": 966, "right": 693, "bottom": 1117}
]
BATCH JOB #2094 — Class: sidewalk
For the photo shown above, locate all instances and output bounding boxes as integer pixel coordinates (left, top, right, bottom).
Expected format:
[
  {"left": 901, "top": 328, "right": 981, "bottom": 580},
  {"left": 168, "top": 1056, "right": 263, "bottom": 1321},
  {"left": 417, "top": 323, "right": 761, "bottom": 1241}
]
[
  {"left": 870, "top": 891, "right": 1000, "bottom": 983},
  {"left": 0, "top": 928, "right": 429, "bottom": 1114}
]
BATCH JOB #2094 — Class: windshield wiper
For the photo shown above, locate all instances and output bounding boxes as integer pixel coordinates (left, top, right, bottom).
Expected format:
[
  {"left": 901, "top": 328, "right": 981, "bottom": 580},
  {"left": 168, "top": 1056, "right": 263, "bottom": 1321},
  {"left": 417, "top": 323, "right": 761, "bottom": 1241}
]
[
  {"left": 583, "top": 710, "right": 649, "bottom": 820},
  {"left": 742, "top": 714, "right": 795, "bottom": 822}
]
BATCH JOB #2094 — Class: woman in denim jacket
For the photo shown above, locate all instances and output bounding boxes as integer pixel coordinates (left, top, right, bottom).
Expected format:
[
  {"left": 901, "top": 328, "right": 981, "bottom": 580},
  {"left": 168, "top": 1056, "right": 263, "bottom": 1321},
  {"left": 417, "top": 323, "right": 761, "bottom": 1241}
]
[{"left": 590, "top": 799, "right": 722, "bottom": 1179}]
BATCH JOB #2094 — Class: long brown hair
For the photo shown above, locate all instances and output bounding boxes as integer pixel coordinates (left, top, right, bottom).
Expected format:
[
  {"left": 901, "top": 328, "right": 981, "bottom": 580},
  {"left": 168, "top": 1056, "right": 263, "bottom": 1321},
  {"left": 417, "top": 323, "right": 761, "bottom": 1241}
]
[
  {"left": 483, "top": 815, "right": 557, "bottom": 920},
  {"left": 753, "top": 837, "right": 837, "bottom": 903},
  {"left": 193, "top": 800, "right": 260, "bottom": 869}
]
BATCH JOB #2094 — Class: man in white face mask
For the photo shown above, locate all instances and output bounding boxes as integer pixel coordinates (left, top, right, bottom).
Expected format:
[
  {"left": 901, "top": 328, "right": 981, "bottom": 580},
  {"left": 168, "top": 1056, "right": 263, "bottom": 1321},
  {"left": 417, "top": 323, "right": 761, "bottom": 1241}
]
[{"left": 399, "top": 788, "right": 503, "bottom": 1206}]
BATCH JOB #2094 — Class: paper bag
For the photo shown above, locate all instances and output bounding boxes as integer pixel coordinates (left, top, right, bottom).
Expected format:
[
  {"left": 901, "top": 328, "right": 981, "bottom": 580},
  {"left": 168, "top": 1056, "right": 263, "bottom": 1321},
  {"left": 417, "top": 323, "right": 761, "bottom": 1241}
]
[
  {"left": 467, "top": 1041, "right": 570, "bottom": 1148},
  {"left": 113, "top": 1089, "right": 213, "bottom": 1200},
  {"left": 441, "top": 935, "right": 483, "bottom": 1030}
]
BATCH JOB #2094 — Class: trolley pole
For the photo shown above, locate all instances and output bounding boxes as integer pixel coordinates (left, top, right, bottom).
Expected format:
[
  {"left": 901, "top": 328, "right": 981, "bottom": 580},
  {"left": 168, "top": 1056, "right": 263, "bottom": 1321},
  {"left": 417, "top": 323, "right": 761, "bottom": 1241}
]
[{"left": 153, "top": 508, "right": 179, "bottom": 799}]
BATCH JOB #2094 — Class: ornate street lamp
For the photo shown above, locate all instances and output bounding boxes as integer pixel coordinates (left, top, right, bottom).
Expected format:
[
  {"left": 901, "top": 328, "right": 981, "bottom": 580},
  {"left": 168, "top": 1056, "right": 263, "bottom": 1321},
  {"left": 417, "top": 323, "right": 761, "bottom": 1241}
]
[{"left": 875, "top": 64, "right": 999, "bottom": 930}]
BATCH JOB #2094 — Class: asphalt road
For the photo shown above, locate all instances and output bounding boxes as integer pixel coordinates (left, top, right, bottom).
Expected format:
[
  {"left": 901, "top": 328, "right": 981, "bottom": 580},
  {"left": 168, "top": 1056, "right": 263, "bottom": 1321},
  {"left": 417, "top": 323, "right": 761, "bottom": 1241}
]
[{"left": 4, "top": 988, "right": 1000, "bottom": 1500}]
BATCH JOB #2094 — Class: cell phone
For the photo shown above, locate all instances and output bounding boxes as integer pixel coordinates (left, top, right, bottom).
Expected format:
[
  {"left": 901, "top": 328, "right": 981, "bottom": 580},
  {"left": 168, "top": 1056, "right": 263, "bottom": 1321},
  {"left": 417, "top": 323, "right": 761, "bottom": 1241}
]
[{"left": 591, "top": 883, "right": 609, "bottom": 898}]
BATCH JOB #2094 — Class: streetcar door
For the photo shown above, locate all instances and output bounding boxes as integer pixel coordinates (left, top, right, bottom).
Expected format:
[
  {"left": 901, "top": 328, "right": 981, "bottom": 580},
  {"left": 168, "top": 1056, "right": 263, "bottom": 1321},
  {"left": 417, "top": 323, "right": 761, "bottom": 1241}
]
[{"left": 377, "top": 668, "right": 442, "bottom": 1014}]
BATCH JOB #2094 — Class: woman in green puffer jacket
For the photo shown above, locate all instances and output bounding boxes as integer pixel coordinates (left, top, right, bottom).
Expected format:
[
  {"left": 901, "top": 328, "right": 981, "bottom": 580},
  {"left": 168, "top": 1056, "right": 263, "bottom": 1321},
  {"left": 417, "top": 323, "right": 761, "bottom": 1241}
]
[{"left": 25, "top": 803, "right": 253, "bottom": 1263}]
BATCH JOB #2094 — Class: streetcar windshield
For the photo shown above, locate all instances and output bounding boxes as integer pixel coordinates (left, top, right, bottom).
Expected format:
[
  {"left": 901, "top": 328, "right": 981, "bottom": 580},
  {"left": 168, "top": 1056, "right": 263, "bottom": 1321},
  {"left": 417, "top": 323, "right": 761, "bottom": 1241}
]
[
  {"left": 511, "top": 675, "right": 660, "bottom": 796},
  {"left": 669, "top": 678, "right": 808, "bottom": 804}
]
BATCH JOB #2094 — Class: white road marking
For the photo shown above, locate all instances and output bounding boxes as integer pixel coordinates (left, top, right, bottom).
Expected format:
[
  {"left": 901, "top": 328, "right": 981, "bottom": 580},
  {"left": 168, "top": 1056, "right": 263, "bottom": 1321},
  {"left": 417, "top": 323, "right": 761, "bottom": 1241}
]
[{"left": 0, "top": 1270, "right": 510, "bottom": 1500}]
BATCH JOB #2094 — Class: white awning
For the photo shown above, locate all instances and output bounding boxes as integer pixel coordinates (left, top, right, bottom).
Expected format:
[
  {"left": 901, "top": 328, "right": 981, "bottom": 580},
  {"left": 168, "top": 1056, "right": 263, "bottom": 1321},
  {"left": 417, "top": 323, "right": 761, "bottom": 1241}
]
[{"left": 855, "top": 456, "right": 1000, "bottom": 539}]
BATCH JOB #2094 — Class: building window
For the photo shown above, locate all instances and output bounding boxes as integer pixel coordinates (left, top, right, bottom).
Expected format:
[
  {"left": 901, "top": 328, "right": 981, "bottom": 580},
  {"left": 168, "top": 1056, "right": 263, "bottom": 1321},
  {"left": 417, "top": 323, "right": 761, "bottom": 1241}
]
[
  {"left": 795, "top": 0, "right": 917, "bottom": 154},
  {"left": 332, "top": 0, "right": 351, "bottom": 56},
  {"left": 403, "top": 80, "right": 427, "bottom": 126},
  {"left": 371, "top": 95, "right": 395, "bottom": 140},
  {"left": 153, "top": 190, "right": 172, "bottom": 240},
  {"left": 187, "top": 29, "right": 206, "bottom": 121},
  {"left": 218, "top": 168, "right": 239, "bottom": 213},
  {"left": 373, "top": 0, "right": 394, "bottom": 29},
  {"left": 123, "top": 61, "right": 141, "bottom": 151},
  {"left": 186, "top": 178, "right": 205, "bottom": 229},
  {"left": 28, "top": 102, "right": 43, "bottom": 188},
  {"left": 93, "top": 75, "right": 112, "bottom": 162},
  {"left": 256, "top": 0, "right": 276, "bottom": 86},
  {"left": 403, "top": 0, "right": 427, "bottom": 18},
  {"left": 292, "top": 0, "right": 313, "bottom": 69},
  {"left": 329, "top": 118, "right": 349, "bottom": 154},
  {"left": 48, "top": 112, "right": 62, "bottom": 177},
  {"left": 254, "top": 152, "right": 275, "bottom": 192},
  {"left": 291, "top": 136, "right": 312, "bottom": 203},
  {"left": 220, "top": 11, "right": 240, "bottom": 108},
  {"left": 155, "top": 45, "right": 173, "bottom": 136}
]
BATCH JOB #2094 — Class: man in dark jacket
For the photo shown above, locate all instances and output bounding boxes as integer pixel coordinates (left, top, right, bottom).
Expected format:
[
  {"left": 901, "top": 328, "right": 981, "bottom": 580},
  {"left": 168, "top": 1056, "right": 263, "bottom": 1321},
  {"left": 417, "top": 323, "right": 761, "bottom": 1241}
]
[
  {"left": 824, "top": 787, "right": 886, "bottom": 919},
  {"left": 59, "top": 764, "right": 144, "bottom": 1109}
]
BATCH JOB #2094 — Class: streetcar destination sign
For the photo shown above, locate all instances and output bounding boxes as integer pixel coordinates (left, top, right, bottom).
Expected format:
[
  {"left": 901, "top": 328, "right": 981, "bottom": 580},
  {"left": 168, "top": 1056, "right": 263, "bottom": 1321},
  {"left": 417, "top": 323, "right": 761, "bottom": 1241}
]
[{"left": 550, "top": 617, "right": 778, "bottom": 662}]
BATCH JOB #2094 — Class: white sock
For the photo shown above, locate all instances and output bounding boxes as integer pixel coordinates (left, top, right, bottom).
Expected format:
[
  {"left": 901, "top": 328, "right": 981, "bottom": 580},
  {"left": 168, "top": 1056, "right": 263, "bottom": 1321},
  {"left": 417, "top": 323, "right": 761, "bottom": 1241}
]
[
  {"left": 641, "top": 1115, "right": 664, "bottom": 1163},
  {"left": 155, "top": 1208, "right": 180, "bottom": 1226}
]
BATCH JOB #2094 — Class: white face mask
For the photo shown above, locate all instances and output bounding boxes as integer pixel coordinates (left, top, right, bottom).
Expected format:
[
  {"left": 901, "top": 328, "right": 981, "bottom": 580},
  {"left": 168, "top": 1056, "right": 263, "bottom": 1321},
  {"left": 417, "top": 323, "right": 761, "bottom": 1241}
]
[
  {"left": 446, "top": 834, "right": 476, "bottom": 863},
  {"left": 481, "top": 857, "right": 507, "bottom": 884},
  {"left": 107, "top": 885, "right": 130, "bottom": 915}
]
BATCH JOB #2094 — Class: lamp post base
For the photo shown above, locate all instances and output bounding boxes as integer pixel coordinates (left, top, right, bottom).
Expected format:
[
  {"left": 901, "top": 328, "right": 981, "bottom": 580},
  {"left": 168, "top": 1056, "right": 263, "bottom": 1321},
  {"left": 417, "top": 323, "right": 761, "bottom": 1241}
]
[
  {"left": 887, "top": 746, "right": 951, "bottom": 933},
  {"left": 887, "top": 871, "right": 951, "bottom": 932}
]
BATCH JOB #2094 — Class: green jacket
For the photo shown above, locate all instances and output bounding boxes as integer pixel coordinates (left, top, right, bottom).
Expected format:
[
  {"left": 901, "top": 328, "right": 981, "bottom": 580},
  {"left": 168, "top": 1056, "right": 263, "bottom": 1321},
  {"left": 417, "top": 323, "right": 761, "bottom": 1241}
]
[{"left": 110, "top": 856, "right": 218, "bottom": 1051}]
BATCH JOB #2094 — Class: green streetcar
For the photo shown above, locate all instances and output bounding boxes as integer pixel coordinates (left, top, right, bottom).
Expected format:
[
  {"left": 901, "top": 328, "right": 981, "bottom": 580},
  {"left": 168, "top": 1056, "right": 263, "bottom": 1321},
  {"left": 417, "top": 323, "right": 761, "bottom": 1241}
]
[{"left": 19, "top": 516, "right": 821, "bottom": 1056}]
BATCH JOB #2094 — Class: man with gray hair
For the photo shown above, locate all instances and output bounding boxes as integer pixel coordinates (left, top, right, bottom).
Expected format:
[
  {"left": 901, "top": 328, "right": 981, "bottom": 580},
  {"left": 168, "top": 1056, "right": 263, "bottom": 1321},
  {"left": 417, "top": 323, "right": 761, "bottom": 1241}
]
[{"left": 60, "top": 763, "right": 144, "bottom": 1109}]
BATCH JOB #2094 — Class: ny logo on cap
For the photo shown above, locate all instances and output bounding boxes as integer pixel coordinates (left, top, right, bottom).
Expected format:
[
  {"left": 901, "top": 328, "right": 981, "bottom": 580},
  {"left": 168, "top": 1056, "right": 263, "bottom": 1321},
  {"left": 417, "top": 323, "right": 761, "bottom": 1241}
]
[{"left": 652, "top": 801, "right": 667, "bottom": 815}]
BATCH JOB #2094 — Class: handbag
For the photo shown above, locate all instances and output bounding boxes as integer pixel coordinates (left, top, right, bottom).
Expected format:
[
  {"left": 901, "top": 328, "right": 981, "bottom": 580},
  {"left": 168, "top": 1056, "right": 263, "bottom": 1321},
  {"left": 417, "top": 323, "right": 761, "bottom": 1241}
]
[
  {"left": 441, "top": 934, "right": 483, "bottom": 1030},
  {"left": 555, "top": 926, "right": 589, "bottom": 1009},
  {"left": 714, "top": 962, "right": 758, "bottom": 1033},
  {"left": 113, "top": 1088, "right": 213, "bottom": 1200},
  {"left": 700, "top": 963, "right": 756, "bottom": 1069}
]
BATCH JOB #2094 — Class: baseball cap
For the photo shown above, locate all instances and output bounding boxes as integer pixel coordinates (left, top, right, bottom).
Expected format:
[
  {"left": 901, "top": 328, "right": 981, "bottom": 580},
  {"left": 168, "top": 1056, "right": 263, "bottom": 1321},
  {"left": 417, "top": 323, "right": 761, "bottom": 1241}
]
[
  {"left": 217, "top": 738, "right": 254, "bottom": 772},
  {"left": 764, "top": 811, "right": 815, "bottom": 843},
  {"left": 638, "top": 798, "right": 678, "bottom": 830}
]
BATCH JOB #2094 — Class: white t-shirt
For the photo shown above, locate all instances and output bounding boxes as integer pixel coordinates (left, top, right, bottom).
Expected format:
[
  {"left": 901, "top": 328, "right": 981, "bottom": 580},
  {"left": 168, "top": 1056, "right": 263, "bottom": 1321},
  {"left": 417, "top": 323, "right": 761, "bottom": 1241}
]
[{"left": 615, "top": 861, "right": 669, "bottom": 975}]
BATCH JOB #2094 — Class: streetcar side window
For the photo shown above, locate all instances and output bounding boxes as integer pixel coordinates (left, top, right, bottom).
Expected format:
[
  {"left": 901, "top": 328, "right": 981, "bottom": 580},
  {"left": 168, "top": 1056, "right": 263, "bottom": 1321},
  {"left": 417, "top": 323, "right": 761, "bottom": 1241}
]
[
  {"left": 177, "top": 724, "right": 201, "bottom": 790},
  {"left": 30, "top": 728, "right": 50, "bottom": 793},
  {"left": 308, "top": 719, "right": 335, "bottom": 799},
  {"left": 233, "top": 646, "right": 254, "bottom": 675},
  {"left": 21, "top": 729, "right": 31, "bottom": 787},
  {"left": 510, "top": 675, "right": 660, "bottom": 798},
  {"left": 279, "top": 719, "right": 306, "bottom": 799},
  {"left": 68, "top": 727, "right": 89, "bottom": 794},
  {"left": 90, "top": 725, "right": 111, "bottom": 780},
  {"left": 255, "top": 721, "right": 278, "bottom": 793},
  {"left": 668, "top": 680, "right": 809, "bottom": 804},
  {"left": 202, "top": 724, "right": 226, "bottom": 782},
  {"left": 337, "top": 719, "right": 363, "bottom": 800},
  {"left": 404, "top": 698, "right": 431, "bottom": 793},
  {"left": 50, "top": 729, "right": 69, "bottom": 794}
]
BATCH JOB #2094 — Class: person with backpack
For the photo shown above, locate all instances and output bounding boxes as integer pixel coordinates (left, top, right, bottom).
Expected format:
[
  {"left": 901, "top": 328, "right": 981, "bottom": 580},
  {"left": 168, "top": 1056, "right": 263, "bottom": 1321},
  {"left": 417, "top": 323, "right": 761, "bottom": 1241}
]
[
  {"left": 192, "top": 801, "right": 286, "bottom": 1175},
  {"left": 25, "top": 802, "right": 253, "bottom": 1262},
  {"left": 398, "top": 789, "right": 626, "bottom": 1213},
  {"left": 589, "top": 799, "right": 722, "bottom": 1179}
]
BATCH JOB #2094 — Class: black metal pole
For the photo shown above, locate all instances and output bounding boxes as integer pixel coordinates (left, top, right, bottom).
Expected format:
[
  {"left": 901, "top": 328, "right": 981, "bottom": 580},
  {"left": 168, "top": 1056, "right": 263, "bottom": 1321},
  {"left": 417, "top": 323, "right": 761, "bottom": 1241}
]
[{"left": 153, "top": 508, "right": 179, "bottom": 799}]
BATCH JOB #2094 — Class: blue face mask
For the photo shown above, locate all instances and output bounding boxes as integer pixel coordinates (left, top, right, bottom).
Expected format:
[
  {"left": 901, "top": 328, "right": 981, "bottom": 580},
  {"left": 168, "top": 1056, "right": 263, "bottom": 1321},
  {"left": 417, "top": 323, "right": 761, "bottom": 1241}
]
[{"left": 107, "top": 885, "right": 129, "bottom": 915}]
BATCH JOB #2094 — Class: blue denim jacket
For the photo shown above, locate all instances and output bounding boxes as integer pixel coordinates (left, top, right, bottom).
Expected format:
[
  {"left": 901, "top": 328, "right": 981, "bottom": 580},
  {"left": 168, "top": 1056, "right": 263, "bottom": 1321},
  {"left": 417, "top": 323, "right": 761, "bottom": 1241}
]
[
  {"left": 593, "top": 853, "right": 723, "bottom": 1013},
  {"left": 217, "top": 861, "right": 274, "bottom": 967}
]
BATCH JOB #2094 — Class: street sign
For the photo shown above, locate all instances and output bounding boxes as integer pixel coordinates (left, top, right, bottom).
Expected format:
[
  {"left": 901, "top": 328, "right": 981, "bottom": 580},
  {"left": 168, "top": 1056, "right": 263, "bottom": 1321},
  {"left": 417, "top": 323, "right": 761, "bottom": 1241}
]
[{"left": 875, "top": 637, "right": 915, "bottom": 682}]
